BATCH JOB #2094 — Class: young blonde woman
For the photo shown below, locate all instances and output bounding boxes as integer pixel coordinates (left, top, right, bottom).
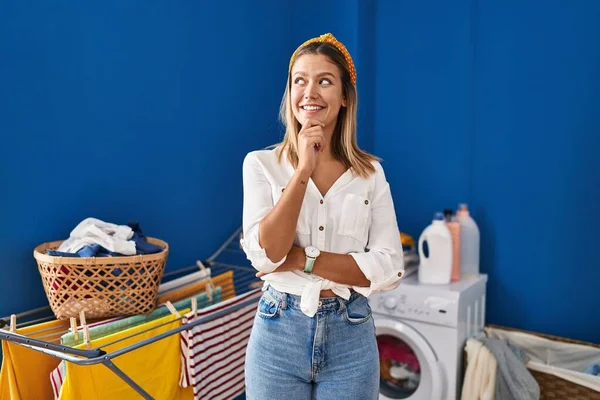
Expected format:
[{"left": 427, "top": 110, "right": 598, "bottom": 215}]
[{"left": 242, "top": 33, "right": 405, "bottom": 400}]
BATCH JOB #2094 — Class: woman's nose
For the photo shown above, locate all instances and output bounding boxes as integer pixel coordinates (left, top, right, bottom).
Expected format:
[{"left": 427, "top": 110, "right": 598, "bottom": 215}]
[{"left": 304, "top": 82, "right": 319, "bottom": 99}]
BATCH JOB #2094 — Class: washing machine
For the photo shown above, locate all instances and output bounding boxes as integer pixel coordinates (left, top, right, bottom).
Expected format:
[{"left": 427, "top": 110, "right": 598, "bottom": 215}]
[{"left": 370, "top": 274, "right": 487, "bottom": 400}]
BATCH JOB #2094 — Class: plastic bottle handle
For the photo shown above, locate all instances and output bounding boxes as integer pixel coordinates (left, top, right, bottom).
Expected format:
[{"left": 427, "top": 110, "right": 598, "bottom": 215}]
[{"left": 418, "top": 231, "right": 428, "bottom": 261}]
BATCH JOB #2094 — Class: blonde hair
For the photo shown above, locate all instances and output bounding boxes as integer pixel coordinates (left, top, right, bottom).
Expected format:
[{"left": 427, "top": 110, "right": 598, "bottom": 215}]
[{"left": 275, "top": 41, "right": 378, "bottom": 178}]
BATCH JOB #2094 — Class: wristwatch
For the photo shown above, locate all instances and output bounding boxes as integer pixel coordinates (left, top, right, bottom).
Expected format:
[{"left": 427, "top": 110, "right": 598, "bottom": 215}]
[{"left": 304, "top": 246, "right": 321, "bottom": 274}]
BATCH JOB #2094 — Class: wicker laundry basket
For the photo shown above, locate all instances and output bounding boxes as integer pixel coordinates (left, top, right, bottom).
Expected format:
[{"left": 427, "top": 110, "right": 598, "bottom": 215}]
[
  {"left": 465, "top": 324, "right": 600, "bottom": 400},
  {"left": 34, "top": 238, "right": 168, "bottom": 319}
]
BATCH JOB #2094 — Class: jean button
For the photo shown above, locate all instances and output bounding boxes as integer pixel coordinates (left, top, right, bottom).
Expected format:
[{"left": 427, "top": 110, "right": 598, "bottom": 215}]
[{"left": 318, "top": 301, "right": 323, "bottom": 307}]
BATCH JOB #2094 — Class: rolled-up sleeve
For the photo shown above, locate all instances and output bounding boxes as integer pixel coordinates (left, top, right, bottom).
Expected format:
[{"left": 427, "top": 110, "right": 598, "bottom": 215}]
[
  {"left": 349, "top": 164, "right": 405, "bottom": 297},
  {"left": 240, "top": 152, "right": 287, "bottom": 273}
]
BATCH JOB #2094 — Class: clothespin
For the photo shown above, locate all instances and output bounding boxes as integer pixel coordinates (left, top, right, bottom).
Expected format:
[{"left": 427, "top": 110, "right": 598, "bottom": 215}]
[
  {"left": 249, "top": 281, "right": 263, "bottom": 289},
  {"left": 79, "top": 310, "right": 91, "bottom": 350},
  {"left": 165, "top": 301, "right": 181, "bottom": 318},
  {"left": 83, "top": 326, "right": 91, "bottom": 350},
  {"left": 70, "top": 317, "right": 79, "bottom": 341},
  {"left": 196, "top": 260, "right": 209, "bottom": 278},
  {"left": 79, "top": 310, "right": 87, "bottom": 329},
  {"left": 191, "top": 297, "right": 198, "bottom": 319},
  {"left": 10, "top": 314, "right": 16, "bottom": 333},
  {"left": 205, "top": 282, "right": 214, "bottom": 303},
  {"left": 196, "top": 261, "right": 214, "bottom": 302}
]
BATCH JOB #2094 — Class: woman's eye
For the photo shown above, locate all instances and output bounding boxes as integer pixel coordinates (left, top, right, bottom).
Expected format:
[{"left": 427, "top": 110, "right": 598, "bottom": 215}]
[
  {"left": 320, "top": 78, "right": 332, "bottom": 85},
  {"left": 294, "top": 77, "right": 306, "bottom": 84}
]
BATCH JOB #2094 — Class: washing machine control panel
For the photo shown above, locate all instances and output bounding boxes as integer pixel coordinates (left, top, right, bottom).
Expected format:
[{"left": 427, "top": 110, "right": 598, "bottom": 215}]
[{"left": 372, "top": 291, "right": 459, "bottom": 327}]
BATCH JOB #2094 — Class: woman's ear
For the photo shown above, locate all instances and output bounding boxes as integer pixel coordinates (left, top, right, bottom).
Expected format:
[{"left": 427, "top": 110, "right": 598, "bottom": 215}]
[{"left": 342, "top": 96, "right": 347, "bottom": 107}]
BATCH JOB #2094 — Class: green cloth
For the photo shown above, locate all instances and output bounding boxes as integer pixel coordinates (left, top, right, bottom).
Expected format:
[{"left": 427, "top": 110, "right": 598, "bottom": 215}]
[{"left": 61, "top": 287, "right": 222, "bottom": 346}]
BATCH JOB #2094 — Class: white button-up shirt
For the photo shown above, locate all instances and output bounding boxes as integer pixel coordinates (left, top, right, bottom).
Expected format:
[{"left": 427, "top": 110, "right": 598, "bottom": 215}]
[{"left": 241, "top": 147, "right": 404, "bottom": 317}]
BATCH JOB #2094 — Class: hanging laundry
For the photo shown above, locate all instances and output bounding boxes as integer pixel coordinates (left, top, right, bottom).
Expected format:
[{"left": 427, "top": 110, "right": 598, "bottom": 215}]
[
  {"left": 158, "top": 268, "right": 211, "bottom": 294},
  {"left": 60, "top": 287, "right": 222, "bottom": 347},
  {"left": 461, "top": 338, "right": 497, "bottom": 400},
  {"left": 461, "top": 337, "right": 541, "bottom": 400},
  {"left": 480, "top": 337, "right": 540, "bottom": 400},
  {"left": 179, "top": 288, "right": 261, "bottom": 400},
  {"left": 159, "top": 270, "right": 236, "bottom": 304},
  {"left": 0, "top": 319, "right": 70, "bottom": 400},
  {"left": 53, "top": 312, "right": 193, "bottom": 400},
  {"left": 47, "top": 218, "right": 163, "bottom": 257}
]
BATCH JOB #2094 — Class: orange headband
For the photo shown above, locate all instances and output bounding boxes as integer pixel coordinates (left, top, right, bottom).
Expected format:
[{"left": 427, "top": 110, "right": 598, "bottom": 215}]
[{"left": 288, "top": 33, "right": 357, "bottom": 86}]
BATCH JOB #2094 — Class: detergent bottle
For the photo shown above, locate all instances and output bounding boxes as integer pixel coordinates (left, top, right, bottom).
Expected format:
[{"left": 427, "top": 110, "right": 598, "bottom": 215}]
[
  {"left": 444, "top": 209, "right": 461, "bottom": 282},
  {"left": 456, "top": 203, "right": 480, "bottom": 278},
  {"left": 418, "top": 212, "right": 453, "bottom": 284}
]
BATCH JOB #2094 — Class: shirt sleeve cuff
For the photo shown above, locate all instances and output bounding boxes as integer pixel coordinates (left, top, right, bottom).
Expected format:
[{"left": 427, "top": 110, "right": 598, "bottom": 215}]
[
  {"left": 349, "top": 251, "right": 404, "bottom": 297},
  {"left": 240, "top": 227, "right": 287, "bottom": 273}
]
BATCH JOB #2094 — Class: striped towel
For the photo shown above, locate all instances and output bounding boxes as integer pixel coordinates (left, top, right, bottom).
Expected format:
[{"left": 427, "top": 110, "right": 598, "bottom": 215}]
[
  {"left": 180, "top": 289, "right": 261, "bottom": 400},
  {"left": 50, "top": 361, "right": 67, "bottom": 399}
]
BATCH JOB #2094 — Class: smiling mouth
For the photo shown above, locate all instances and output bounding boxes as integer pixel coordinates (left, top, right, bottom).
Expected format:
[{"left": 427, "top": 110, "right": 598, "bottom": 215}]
[{"left": 301, "top": 105, "right": 325, "bottom": 111}]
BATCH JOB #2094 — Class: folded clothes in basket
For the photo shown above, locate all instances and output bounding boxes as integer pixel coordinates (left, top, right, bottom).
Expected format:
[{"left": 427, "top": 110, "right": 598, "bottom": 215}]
[
  {"left": 587, "top": 364, "right": 600, "bottom": 376},
  {"left": 485, "top": 326, "right": 600, "bottom": 394},
  {"left": 47, "top": 218, "right": 163, "bottom": 257}
]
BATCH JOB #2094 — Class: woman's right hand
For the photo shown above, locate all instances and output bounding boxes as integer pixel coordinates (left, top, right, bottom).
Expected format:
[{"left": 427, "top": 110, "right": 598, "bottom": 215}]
[{"left": 297, "top": 119, "right": 325, "bottom": 174}]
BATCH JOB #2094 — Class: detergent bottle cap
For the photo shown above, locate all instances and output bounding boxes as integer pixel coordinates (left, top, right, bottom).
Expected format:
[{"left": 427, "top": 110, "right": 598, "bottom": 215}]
[
  {"left": 443, "top": 209, "right": 454, "bottom": 221},
  {"left": 457, "top": 203, "right": 470, "bottom": 216},
  {"left": 434, "top": 212, "right": 445, "bottom": 221}
]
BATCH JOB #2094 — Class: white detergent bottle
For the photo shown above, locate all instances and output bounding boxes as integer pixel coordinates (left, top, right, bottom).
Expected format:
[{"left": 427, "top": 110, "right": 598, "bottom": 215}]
[
  {"left": 457, "top": 203, "right": 480, "bottom": 278},
  {"left": 418, "top": 212, "right": 453, "bottom": 284}
]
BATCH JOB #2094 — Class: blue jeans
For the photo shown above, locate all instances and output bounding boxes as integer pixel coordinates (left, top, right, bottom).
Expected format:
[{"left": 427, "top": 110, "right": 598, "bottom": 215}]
[{"left": 245, "top": 286, "right": 380, "bottom": 399}]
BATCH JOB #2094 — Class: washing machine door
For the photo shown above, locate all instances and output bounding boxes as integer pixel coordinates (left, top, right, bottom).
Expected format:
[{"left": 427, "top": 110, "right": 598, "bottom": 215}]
[{"left": 375, "top": 318, "right": 444, "bottom": 400}]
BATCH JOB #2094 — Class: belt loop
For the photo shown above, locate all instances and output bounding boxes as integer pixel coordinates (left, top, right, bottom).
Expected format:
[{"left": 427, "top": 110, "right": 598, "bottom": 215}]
[{"left": 281, "top": 293, "right": 288, "bottom": 309}]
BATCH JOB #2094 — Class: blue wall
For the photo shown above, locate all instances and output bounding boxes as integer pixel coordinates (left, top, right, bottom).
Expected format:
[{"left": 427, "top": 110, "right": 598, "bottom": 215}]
[
  {"left": 1, "top": 1, "right": 598, "bottom": 343},
  {"left": 0, "top": 1, "right": 292, "bottom": 316},
  {"left": 290, "top": 0, "right": 376, "bottom": 153},
  {"left": 376, "top": 1, "right": 600, "bottom": 343}
]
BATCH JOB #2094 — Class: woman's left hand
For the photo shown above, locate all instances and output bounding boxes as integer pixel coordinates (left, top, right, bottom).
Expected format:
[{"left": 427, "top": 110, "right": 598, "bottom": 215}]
[{"left": 255, "top": 246, "right": 305, "bottom": 278}]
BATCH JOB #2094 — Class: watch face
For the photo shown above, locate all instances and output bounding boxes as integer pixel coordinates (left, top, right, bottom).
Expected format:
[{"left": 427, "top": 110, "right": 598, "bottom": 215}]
[{"left": 305, "top": 246, "right": 320, "bottom": 258}]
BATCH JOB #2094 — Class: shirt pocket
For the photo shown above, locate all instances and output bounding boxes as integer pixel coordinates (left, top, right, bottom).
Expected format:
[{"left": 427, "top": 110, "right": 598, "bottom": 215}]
[
  {"left": 271, "top": 185, "right": 310, "bottom": 235},
  {"left": 337, "top": 193, "right": 372, "bottom": 244}
]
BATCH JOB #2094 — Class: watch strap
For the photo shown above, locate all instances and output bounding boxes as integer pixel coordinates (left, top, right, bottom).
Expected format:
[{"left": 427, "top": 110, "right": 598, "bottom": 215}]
[{"left": 304, "top": 257, "right": 316, "bottom": 274}]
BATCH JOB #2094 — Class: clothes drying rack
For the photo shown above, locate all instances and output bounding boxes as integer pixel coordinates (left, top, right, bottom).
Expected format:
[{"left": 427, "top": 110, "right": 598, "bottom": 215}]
[{"left": 0, "top": 226, "right": 261, "bottom": 400}]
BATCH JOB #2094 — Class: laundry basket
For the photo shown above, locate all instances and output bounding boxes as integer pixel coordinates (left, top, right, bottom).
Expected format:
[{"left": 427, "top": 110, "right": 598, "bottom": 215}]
[
  {"left": 34, "top": 238, "right": 168, "bottom": 319},
  {"left": 465, "top": 324, "right": 600, "bottom": 400}
]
